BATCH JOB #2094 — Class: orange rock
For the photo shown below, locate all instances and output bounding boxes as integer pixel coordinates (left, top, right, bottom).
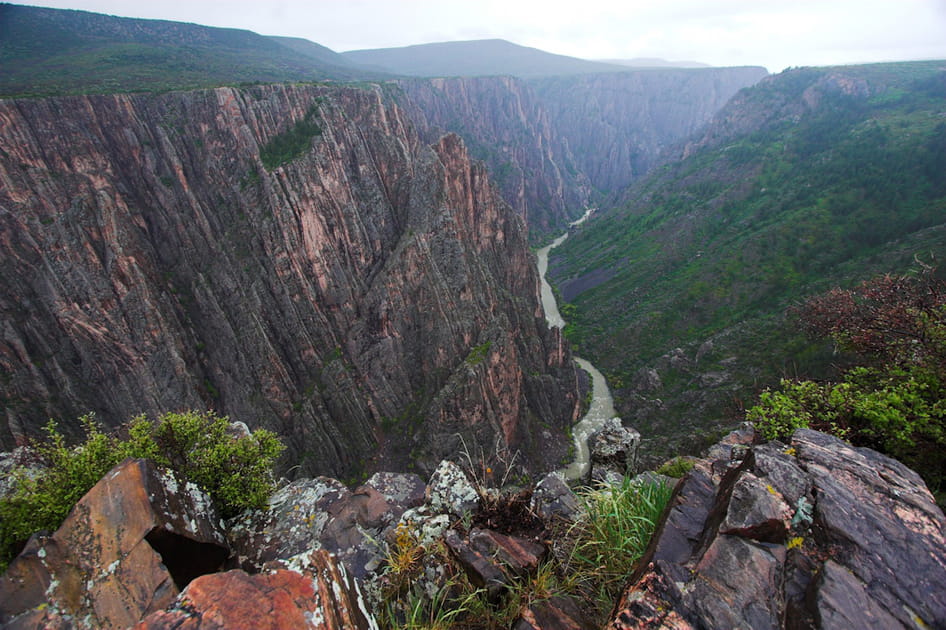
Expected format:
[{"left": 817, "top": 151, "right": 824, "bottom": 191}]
[
  {"left": 0, "top": 458, "right": 228, "bottom": 629},
  {"left": 136, "top": 550, "right": 377, "bottom": 630}
]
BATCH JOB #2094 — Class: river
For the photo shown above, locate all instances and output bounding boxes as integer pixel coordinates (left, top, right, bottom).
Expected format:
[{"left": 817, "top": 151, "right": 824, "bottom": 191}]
[{"left": 536, "top": 212, "right": 617, "bottom": 480}]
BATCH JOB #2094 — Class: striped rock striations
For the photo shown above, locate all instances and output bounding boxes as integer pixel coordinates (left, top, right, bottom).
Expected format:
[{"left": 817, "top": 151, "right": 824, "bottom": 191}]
[{"left": 0, "top": 83, "right": 580, "bottom": 478}]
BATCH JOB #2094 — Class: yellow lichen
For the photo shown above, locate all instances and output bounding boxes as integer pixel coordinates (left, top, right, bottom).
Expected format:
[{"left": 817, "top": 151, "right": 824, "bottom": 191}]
[{"left": 786, "top": 536, "right": 804, "bottom": 550}]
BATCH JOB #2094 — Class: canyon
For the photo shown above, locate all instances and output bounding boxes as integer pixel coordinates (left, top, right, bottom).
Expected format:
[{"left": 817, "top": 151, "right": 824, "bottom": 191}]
[
  {"left": 1, "top": 6, "right": 944, "bottom": 628},
  {"left": 0, "top": 83, "right": 582, "bottom": 479},
  {"left": 0, "top": 55, "right": 768, "bottom": 480}
]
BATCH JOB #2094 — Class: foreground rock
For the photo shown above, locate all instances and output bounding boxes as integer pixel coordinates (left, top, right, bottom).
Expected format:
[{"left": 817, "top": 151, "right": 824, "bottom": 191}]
[
  {"left": 228, "top": 472, "right": 426, "bottom": 580},
  {"left": 0, "top": 458, "right": 228, "bottom": 629},
  {"left": 135, "top": 550, "right": 377, "bottom": 630},
  {"left": 609, "top": 428, "right": 946, "bottom": 629}
]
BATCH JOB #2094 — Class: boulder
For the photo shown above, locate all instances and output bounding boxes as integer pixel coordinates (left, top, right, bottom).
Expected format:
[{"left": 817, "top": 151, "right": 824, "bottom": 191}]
[
  {"left": 0, "top": 458, "right": 228, "bottom": 630},
  {"left": 513, "top": 595, "right": 594, "bottom": 630},
  {"left": 425, "top": 460, "right": 480, "bottom": 518},
  {"left": 609, "top": 429, "right": 946, "bottom": 629},
  {"left": 227, "top": 477, "right": 351, "bottom": 570},
  {"left": 228, "top": 472, "right": 424, "bottom": 580},
  {"left": 468, "top": 528, "right": 546, "bottom": 576},
  {"left": 442, "top": 526, "right": 548, "bottom": 604},
  {"left": 531, "top": 472, "right": 581, "bottom": 521},
  {"left": 443, "top": 529, "right": 508, "bottom": 601},
  {"left": 135, "top": 549, "right": 377, "bottom": 630},
  {"left": 588, "top": 417, "right": 640, "bottom": 481}
]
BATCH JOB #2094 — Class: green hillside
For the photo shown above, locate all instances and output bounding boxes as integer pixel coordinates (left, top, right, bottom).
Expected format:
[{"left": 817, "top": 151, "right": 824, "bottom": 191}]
[
  {"left": 0, "top": 4, "right": 377, "bottom": 98},
  {"left": 550, "top": 60, "right": 946, "bottom": 461}
]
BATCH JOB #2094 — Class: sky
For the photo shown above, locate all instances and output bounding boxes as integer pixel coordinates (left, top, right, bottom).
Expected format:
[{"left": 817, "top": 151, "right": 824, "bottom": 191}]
[{"left": 22, "top": 0, "right": 946, "bottom": 73}]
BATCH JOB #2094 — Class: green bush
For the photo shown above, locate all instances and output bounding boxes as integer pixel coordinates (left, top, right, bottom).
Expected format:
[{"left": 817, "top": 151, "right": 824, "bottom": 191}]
[
  {"left": 0, "top": 410, "right": 284, "bottom": 569},
  {"left": 259, "top": 105, "right": 322, "bottom": 170},
  {"left": 748, "top": 365, "right": 945, "bottom": 492},
  {"left": 748, "top": 268, "right": 946, "bottom": 498}
]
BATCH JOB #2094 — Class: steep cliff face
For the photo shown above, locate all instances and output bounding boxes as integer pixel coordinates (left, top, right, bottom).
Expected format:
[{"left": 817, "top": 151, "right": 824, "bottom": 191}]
[
  {"left": 395, "top": 77, "right": 591, "bottom": 241},
  {"left": 530, "top": 67, "right": 768, "bottom": 193},
  {"left": 0, "top": 83, "right": 580, "bottom": 477}
]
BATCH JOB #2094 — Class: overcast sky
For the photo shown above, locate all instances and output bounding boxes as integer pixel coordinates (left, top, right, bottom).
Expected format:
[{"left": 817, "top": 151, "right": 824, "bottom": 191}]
[{"left": 24, "top": 0, "right": 946, "bottom": 73}]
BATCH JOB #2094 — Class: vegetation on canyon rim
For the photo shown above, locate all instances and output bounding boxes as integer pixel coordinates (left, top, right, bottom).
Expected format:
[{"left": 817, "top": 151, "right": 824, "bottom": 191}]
[
  {"left": 0, "top": 410, "right": 284, "bottom": 570},
  {"left": 747, "top": 265, "right": 946, "bottom": 500}
]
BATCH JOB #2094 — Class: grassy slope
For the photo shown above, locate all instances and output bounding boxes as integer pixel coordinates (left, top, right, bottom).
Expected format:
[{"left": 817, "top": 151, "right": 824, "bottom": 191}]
[
  {"left": 0, "top": 4, "right": 375, "bottom": 98},
  {"left": 550, "top": 60, "right": 946, "bottom": 461}
]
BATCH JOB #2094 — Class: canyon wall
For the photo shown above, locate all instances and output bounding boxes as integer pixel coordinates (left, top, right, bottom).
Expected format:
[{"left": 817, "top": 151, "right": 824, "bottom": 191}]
[
  {"left": 530, "top": 67, "right": 768, "bottom": 193},
  {"left": 395, "top": 76, "right": 592, "bottom": 241},
  {"left": 0, "top": 83, "right": 580, "bottom": 477}
]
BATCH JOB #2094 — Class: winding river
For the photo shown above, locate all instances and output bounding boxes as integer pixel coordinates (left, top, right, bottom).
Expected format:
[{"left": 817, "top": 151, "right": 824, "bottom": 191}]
[{"left": 537, "top": 212, "right": 617, "bottom": 480}]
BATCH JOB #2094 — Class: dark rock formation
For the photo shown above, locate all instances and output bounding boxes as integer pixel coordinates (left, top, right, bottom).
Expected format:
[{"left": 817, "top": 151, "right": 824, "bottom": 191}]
[
  {"left": 0, "top": 458, "right": 228, "bottom": 629},
  {"left": 396, "top": 76, "right": 591, "bottom": 240},
  {"left": 530, "top": 67, "right": 768, "bottom": 193},
  {"left": 135, "top": 550, "right": 377, "bottom": 630},
  {"left": 0, "top": 83, "right": 580, "bottom": 478},
  {"left": 609, "top": 428, "right": 946, "bottom": 629},
  {"left": 531, "top": 472, "right": 580, "bottom": 521}
]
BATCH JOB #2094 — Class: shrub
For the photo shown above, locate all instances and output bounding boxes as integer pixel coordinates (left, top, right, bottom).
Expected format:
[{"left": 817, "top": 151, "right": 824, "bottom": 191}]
[
  {"left": 0, "top": 410, "right": 283, "bottom": 570},
  {"left": 748, "top": 266, "right": 946, "bottom": 496},
  {"left": 655, "top": 456, "right": 696, "bottom": 478},
  {"left": 259, "top": 105, "right": 322, "bottom": 170}
]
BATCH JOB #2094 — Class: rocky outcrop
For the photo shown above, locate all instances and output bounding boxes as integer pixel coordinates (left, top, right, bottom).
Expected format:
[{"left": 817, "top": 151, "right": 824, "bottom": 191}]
[
  {"left": 135, "top": 550, "right": 377, "bottom": 630},
  {"left": 530, "top": 67, "right": 768, "bottom": 193},
  {"left": 0, "top": 458, "right": 229, "bottom": 629},
  {"left": 396, "top": 76, "right": 591, "bottom": 240},
  {"left": 588, "top": 417, "right": 641, "bottom": 484},
  {"left": 0, "top": 83, "right": 580, "bottom": 478},
  {"left": 609, "top": 428, "right": 946, "bottom": 629},
  {"left": 681, "top": 68, "right": 876, "bottom": 159},
  {"left": 227, "top": 471, "right": 425, "bottom": 580}
]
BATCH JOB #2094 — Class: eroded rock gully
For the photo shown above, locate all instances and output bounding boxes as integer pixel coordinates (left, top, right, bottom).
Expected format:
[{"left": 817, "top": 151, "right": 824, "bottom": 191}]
[{"left": 0, "top": 83, "right": 580, "bottom": 478}]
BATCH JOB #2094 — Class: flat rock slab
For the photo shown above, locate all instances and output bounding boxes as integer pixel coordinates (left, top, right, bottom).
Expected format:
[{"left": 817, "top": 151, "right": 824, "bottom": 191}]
[
  {"left": 135, "top": 550, "right": 377, "bottom": 630},
  {"left": 514, "top": 595, "right": 594, "bottom": 630}
]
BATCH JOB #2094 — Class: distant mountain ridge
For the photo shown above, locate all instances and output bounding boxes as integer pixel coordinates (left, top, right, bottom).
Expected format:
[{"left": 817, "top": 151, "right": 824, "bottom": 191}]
[
  {"left": 0, "top": 3, "right": 380, "bottom": 97},
  {"left": 599, "top": 58, "right": 711, "bottom": 69},
  {"left": 342, "top": 39, "right": 633, "bottom": 78}
]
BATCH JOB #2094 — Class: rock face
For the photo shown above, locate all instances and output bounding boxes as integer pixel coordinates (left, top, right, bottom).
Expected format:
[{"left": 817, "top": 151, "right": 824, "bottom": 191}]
[
  {"left": 530, "top": 67, "right": 768, "bottom": 193},
  {"left": 609, "top": 428, "right": 946, "bottom": 629},
  {"left": 0, "top": 83, "right": 580, "bottom": 477},
  {"left": 397, "top": 76, "right": 591, "bottom": 241},
  {"left": 0, "top": 458, "right": 229, "bottom": 629},
  {"left": 135, "top": 550, "right": 377, "bottom": 630}
]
